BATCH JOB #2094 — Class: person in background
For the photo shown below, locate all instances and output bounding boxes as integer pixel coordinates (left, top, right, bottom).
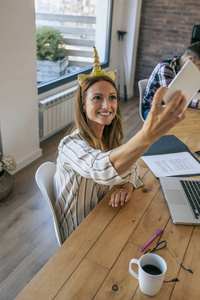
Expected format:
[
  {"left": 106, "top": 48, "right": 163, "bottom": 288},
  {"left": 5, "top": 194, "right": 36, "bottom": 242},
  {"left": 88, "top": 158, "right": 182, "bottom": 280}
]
[
  {"left": 142, "top": 42, "right": 200, "bottom": 119},
  {"left": 54, "top": 46, "right": 186, "bottom": 243}
]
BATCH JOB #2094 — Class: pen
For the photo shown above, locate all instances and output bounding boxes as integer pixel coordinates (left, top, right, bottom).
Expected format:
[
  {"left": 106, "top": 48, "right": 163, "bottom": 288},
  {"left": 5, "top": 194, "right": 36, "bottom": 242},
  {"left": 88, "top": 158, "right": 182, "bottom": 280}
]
[{"left": 140, "top": 229, "right": 163, "bottom": 252}]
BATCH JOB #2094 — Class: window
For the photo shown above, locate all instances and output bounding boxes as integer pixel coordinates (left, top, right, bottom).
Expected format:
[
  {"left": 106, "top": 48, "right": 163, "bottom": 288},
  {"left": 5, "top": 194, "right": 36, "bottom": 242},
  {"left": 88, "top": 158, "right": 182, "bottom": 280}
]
[{"left": 35, "top": 0, "right": 114, "bottom": 94}]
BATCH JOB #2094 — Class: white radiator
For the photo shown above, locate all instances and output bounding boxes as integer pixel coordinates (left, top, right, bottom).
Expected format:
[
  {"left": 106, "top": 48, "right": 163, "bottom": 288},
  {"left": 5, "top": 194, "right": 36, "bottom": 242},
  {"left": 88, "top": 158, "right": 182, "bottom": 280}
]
[{"left": 39, "top": 85, "right": 78, "bottom": 141}]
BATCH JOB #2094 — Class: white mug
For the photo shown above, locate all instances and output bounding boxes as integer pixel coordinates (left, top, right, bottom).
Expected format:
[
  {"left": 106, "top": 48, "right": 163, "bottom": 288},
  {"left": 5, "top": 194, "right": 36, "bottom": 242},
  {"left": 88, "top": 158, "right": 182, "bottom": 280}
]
[{"left": 129, "top": 253, "right": 167, "bottom": 296}]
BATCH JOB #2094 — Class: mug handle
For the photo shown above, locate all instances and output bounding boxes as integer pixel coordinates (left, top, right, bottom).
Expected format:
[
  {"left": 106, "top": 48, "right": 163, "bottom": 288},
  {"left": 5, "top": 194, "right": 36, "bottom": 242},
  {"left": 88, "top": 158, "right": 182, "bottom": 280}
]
[{"left": 129, "top": 259, "right": 139, "bottom": 279}]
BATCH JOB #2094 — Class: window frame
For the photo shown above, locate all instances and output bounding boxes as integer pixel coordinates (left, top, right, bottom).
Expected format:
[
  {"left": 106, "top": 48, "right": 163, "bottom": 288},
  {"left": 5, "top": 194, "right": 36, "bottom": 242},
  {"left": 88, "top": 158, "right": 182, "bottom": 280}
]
[{"left": 37, "top": 0, "right": 114, "bottom": 95}]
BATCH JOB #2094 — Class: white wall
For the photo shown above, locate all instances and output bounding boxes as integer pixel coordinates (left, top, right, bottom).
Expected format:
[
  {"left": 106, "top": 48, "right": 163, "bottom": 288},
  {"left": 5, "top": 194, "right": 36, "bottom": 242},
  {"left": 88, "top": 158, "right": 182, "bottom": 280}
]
[
  {"left": 121, "top": 0, "right": 142, "bottom": 97},
  {"left": 0, "top": 0, "right": 141, "bottom": 172},
  {"left": 0, "top": 0, "right": 42, "bottom": 173},
  {"left": 109, "top": 0, "right": 142, "bottom": 98}
]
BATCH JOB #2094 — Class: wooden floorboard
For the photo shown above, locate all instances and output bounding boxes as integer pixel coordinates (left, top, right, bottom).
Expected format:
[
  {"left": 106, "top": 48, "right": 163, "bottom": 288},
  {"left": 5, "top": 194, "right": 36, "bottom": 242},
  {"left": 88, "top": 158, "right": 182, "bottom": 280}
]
[{"left": 0, "top": 96, "right": 142, "bottom": 300}]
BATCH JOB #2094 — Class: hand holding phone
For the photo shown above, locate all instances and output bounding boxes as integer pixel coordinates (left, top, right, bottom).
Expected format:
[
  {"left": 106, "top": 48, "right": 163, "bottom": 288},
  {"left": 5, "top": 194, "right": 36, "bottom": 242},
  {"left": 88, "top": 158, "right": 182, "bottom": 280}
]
[{"left": 163, "top": 60, "right": 200, "bottom": 115}]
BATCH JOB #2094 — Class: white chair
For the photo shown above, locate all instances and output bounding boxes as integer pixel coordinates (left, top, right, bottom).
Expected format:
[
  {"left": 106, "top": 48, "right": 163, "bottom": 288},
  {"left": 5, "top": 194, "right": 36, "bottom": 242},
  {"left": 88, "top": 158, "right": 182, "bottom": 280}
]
[
  {"left": 35, "top": 161, "right": 62, "bottom": 247},
  {"left": 138, "top": 79, "right": 149, "bottom": 122}
]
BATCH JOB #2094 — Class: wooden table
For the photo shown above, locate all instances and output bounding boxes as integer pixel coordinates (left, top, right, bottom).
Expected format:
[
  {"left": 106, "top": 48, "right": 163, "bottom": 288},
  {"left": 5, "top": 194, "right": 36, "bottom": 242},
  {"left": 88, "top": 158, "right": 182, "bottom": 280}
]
[{"left": 16, "top": 108, "right": 200, "bottom": 300}]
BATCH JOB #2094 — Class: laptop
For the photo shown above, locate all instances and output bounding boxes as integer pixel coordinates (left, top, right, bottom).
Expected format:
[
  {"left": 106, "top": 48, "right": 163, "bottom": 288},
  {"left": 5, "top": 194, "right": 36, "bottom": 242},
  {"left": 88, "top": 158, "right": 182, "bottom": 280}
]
[{"left": 159, "top": 176, "right": 200, "bottom": 225}]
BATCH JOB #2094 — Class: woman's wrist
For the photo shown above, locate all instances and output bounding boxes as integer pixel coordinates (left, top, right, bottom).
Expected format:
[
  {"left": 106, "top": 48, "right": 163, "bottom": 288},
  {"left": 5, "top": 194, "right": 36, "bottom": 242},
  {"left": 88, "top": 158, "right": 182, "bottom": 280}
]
[{"left": 121, "top": 182, "right": 134, "bottom": 193}]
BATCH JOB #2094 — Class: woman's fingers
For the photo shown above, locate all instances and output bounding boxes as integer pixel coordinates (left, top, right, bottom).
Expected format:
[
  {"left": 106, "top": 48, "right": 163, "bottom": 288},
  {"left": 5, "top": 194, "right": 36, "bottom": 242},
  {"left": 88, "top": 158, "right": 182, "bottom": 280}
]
[
  {"left": 144, "top": 88, "right": 187, "bottom": 140},
  {"left": 151, "top": 87, "right": 187, "bottom": 118},
  {"left": 170, "top": 94, "right": 187, "bottom": 118},
  {"left": 151, "top": 86, "right": 167, "bottom": 107},
  {"left": 109, "top": 189, "right": 131, "bottom": 207}
]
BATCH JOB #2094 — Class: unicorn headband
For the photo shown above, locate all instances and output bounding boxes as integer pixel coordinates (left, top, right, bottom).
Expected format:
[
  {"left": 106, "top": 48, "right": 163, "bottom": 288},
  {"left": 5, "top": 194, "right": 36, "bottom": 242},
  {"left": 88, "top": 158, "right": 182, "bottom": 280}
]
[{"left": 78, "top": 46, "right": 115, "bottom": 86}]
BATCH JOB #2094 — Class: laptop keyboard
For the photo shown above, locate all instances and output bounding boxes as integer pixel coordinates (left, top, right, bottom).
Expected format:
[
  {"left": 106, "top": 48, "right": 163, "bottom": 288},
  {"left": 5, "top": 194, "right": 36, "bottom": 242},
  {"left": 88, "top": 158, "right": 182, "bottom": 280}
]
[{"left": 180, "top": 180, "right": 200, "bottom": 219}]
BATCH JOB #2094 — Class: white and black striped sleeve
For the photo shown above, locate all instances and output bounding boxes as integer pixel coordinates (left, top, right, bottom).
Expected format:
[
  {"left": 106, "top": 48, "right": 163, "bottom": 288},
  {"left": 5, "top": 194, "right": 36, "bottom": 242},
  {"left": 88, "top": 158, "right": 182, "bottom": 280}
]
[{"left": 58, "top": 131, "right": 141, "bottom": 187}]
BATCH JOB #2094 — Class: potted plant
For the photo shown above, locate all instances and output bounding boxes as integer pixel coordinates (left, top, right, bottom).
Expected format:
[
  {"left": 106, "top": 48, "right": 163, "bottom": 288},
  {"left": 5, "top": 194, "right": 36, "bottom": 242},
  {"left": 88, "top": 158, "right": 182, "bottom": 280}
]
[
  {"left": 0, "top": 153, "right": 16, "bottom": 200},
  {"left": 36, "top": 26, "right": 68, "bottom": 82}
]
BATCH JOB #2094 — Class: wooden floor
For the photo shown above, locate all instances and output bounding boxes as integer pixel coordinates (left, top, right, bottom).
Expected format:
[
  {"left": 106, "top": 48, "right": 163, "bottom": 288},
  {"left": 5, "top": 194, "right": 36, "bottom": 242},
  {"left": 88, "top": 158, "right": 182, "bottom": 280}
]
[{"left": 0, "top": 96, "right": 143, "bottom": 300}]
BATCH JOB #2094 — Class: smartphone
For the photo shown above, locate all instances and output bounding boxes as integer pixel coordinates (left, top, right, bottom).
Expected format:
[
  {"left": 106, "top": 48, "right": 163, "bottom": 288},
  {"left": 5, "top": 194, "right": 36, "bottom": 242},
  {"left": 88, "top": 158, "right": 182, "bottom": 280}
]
[
  {"left": 194, "top": 150, "right": 200, "bottom": 158},
  {"left": 162, "top": 60, "right": 200, "bottom": 115}
]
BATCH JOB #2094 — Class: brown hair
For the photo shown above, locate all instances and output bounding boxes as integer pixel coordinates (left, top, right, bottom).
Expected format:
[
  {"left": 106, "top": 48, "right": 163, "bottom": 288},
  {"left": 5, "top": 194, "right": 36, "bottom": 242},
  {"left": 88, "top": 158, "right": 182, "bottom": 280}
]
[{"left": 72, "top": 76, "right": 125, "bottom": 151}]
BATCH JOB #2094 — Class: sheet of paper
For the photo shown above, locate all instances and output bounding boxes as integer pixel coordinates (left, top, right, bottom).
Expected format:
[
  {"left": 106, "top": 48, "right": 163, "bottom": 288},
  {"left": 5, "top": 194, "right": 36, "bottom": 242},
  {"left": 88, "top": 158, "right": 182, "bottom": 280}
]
[{"left": 141, "top": 152, "right": 200, "bottom": 178}]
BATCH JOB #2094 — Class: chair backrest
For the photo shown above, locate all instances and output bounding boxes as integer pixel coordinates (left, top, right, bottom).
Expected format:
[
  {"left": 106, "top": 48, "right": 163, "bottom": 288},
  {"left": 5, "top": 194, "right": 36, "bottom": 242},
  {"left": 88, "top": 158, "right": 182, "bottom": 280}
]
[
  {"left": 191, "top": 25, "right": 200, "bottom": 44},
  {"left": 138, "top": 79, "right": 148, "bottom": 122},
  {"left": 35, "top": 162, "right": 62, "bottom": 246}
]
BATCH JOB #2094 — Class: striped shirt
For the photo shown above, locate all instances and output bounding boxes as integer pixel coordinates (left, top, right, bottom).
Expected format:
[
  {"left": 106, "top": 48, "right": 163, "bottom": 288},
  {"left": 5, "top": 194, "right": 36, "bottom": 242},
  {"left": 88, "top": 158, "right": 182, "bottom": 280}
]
[
  {"left": 142, "top": 56, "right": 197, "bottom": 119},
  {"left": 54, "top": 129, "right": 143, "bottom": 243}
]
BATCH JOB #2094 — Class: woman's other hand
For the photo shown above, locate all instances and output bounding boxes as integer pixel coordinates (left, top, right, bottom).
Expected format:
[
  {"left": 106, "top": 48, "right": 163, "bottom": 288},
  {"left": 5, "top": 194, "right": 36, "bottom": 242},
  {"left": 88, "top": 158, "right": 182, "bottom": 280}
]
[{"left": 109, "top": 183, "right": 133, "bottom": 207}]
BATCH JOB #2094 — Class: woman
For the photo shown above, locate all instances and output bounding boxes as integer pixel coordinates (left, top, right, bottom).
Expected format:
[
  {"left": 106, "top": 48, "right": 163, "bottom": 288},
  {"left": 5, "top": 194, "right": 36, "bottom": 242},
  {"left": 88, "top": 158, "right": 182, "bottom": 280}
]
[{"left": 54, "top": 47, "right": 186, "bottom": 243}]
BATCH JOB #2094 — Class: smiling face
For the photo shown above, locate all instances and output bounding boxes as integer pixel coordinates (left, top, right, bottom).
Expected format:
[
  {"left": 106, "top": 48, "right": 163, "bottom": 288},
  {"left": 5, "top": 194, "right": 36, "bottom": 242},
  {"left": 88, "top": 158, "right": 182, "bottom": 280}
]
[{"left": 83, "top": 80, "right": 118, "bottom": 137}]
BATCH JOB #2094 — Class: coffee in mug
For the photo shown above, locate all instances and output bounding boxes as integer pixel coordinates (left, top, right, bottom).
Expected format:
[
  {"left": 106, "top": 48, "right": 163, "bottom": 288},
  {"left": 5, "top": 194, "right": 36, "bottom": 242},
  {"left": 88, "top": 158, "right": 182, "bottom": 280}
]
[
  {"left": 142, "top": 264, "right": 162, "bottom": 275},
  {"left": 129, "top": 253, "right": 167, "bottom": 296}
]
